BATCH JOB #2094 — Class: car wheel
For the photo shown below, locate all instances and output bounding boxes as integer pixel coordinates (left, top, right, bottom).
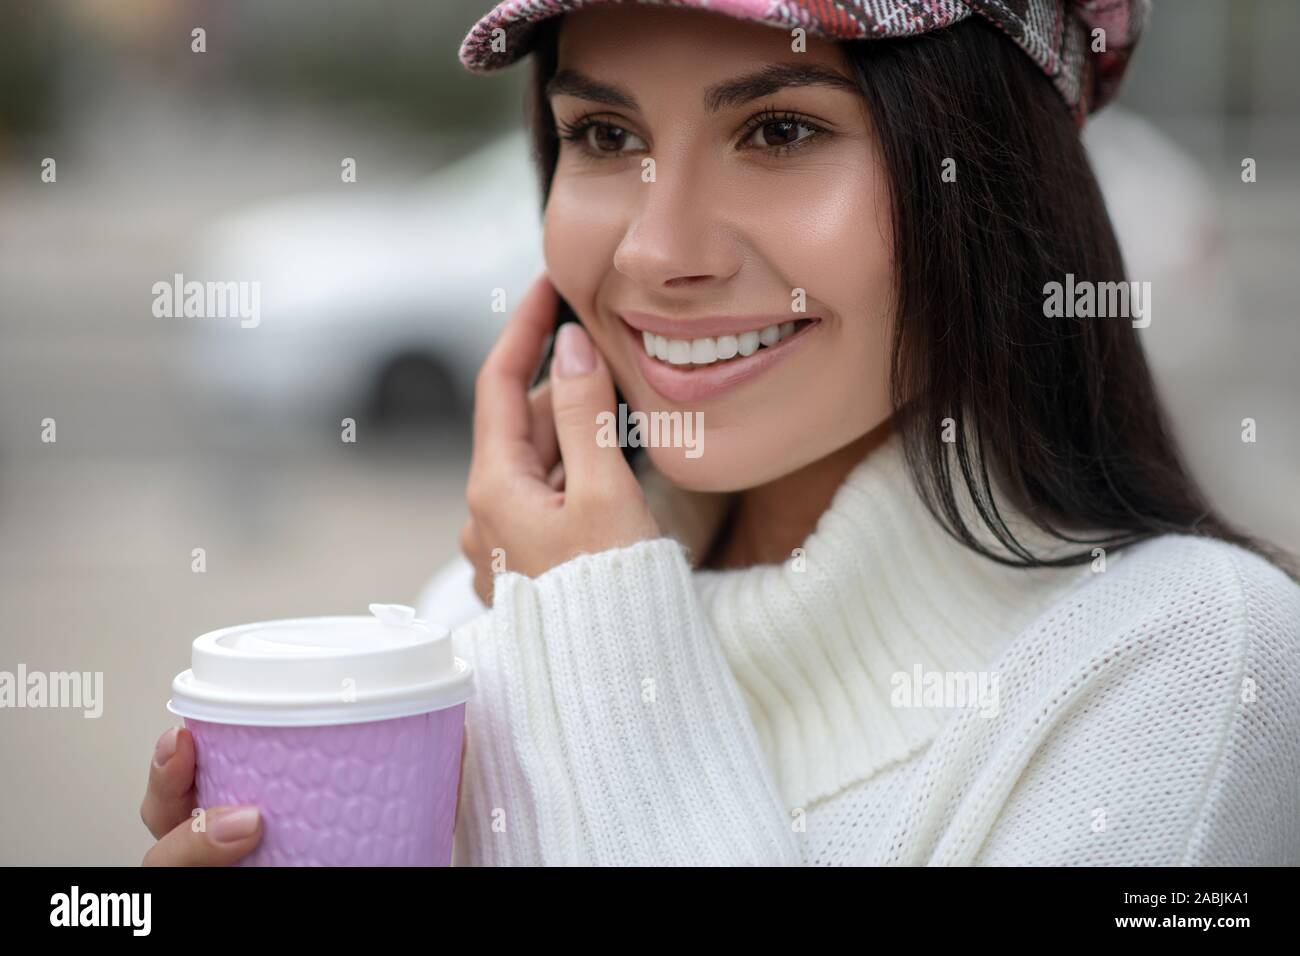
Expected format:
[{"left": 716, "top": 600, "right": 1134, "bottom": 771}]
[{"left": 369, "top": 351, "right": 461, "bottom": 425}]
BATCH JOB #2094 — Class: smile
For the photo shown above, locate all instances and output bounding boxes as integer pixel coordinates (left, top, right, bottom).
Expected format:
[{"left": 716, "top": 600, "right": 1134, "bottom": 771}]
[
  {"left": 619, "top": 311, "right": 821, "bottom": 404},
  {"left": 638, "top": 319, "right": 813, "bottom": 367}
]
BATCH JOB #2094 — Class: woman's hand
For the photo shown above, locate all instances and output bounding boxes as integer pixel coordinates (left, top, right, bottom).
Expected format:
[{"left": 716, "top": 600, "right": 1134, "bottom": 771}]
[
  {"left": 460, "top": 272, "right": 660, "bottom": 604},
  {"left": 139, "top": 726, "right": 262, "bottom": 866}
]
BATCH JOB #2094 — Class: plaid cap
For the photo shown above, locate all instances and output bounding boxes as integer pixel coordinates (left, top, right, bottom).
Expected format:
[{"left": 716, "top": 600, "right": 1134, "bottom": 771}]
[{"left": 458, "top": 0, "right": 1151, "bottom": 122}]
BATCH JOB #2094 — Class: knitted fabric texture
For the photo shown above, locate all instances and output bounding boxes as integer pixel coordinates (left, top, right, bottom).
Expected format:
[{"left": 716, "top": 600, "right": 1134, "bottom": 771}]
[{"left": 419, "top": 430, "right": 1300, "bottom": 865}]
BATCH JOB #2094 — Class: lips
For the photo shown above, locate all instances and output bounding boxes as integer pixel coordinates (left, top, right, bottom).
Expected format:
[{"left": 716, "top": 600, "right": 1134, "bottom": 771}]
[{"left": 619, "top": 312, "right": 821, "bottom": 404}]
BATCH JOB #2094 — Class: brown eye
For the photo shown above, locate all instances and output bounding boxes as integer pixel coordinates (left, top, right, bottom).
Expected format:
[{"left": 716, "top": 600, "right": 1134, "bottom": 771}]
[
  {"left": 758, "top": 121, "right": 799, "bottom": 147},
  {"left": 557, "top": 118, "right": 648, "bottom": 158},
  {"left": 746, "top": 119, "right": 814, "bottom": 150},
  {"left": 739, "top": 110, "right": 827, "bottom": 154},
  {"left": 588, "top": 123, "right": 628, "bottom": 153}
]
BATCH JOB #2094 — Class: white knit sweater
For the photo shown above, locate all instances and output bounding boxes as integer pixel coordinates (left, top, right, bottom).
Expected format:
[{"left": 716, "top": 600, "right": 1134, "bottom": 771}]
[{"left": 417, "top": 430, "right": 1300, "bottom": 865}]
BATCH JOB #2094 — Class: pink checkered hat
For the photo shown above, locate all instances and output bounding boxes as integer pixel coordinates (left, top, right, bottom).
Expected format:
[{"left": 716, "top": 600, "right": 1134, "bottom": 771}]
[{"left": 458, "top": 0, "right": 1150, "bottom": 121}]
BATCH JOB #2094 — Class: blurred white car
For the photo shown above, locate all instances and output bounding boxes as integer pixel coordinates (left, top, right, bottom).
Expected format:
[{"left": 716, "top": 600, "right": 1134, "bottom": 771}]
[{"left": 184, "top": 129, "right": 544, "bottom": 426}]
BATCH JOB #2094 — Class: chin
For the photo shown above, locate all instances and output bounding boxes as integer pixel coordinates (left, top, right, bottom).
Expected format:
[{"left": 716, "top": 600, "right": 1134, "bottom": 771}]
[{"left": 641, "top": 441, "right": 787, "bottom": 494}]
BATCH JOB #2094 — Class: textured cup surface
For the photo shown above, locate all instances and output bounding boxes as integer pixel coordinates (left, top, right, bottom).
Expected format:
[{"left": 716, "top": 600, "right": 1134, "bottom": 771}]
[{"left": 186, "top": 705, "right": 465, "bottom": 866}]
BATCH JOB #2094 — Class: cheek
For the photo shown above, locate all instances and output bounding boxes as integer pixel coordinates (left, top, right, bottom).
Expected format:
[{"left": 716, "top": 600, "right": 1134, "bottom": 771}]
[
  {"left": 753, "top": 163, "right": 894, "bottom": 419},
  {"left": 810, "top": 169, "right": 894, "bottom": 403},
  {"left": 542, "top": 174, "right": 625, "bottom": 317},
  {"left": 752, "top": 163, "right": 893, "bottom": 319}
]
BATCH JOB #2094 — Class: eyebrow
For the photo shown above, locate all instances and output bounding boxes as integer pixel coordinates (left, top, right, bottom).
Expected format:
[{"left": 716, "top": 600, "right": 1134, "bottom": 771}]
[{"left": 545, "top": 63, "right": 860, "bottom": 114}]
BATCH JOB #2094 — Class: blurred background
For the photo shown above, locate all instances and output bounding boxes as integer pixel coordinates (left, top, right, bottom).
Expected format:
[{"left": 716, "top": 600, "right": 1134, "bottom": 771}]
[{"left": 1, "top": 0, "right": 1297, "bottom": 864}]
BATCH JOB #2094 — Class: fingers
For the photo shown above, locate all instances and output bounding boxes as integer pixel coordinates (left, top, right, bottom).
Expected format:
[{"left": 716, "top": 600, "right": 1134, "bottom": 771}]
[
  {"left": 143, "top": 805, "right": 262, "bottom": 867},
  {"left": 546, "top": 461, "right": 565, "bottom": 491},
  {"left": 471, "top": 568, "right": 493, "bottom": 606},
  {"left": 140, "top": 727, "right": 198, "bottom": 841},
  {"left": 142, "top": 728, "right": 263, "bottom": 866},
  {"left": 548, "top": 322, "right": 636, "bottom": 501},
  {"left": 472, "top": 272, "right": 558, "bottom": 469},
  {"left": 459, "top": 516, "right": 494, "bottom": 605},
  {"left": 528, "top": 379, "right": 559, "bottom": 475},
  {"left": 458, "top": 515, "right": 480, "bottom": 562}
]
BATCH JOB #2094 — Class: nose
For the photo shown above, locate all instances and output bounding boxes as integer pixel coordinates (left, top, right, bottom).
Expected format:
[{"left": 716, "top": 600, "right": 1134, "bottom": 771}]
[{"left": 611, "top": 158, "right": 743, "bottom": 291}]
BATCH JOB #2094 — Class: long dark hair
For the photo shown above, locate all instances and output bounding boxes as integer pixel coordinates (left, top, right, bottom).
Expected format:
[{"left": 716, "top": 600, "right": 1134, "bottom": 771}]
[{"left": 521, "top": 14, "right": 1298, "bottom": 581}]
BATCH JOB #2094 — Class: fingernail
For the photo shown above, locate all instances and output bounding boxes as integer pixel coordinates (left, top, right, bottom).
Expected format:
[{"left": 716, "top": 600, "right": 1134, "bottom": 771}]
[
  {"left": 210, "top": 806, "right": 260, "bottom": 843},
  {"left": 153, "top": 727, "right": 178, "bottom": 768},
  {"left": 553, "top": 322, "right": 595, "bottom": 378}
]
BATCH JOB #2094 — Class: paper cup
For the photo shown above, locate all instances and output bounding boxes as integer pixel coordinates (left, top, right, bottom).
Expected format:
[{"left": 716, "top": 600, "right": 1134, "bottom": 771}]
[{"left": 168, "top": 603, "right": 473, "bottom": 866}]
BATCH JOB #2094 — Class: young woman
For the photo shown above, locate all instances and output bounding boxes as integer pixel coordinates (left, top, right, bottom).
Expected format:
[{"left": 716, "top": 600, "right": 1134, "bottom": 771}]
[{"left": 141, "top": 0, "right": 1300, "bottom": 866}]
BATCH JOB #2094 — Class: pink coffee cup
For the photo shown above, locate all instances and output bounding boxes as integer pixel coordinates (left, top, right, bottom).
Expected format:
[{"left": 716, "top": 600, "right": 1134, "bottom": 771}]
[{"left": 168, "top": 603, "right": 474, "bottom": 866}]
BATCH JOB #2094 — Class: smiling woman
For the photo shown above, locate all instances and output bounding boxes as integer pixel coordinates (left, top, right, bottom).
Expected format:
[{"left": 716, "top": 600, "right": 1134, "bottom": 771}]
[{"left": 415, "top": 0, "right": 1300, "bottom": 867}]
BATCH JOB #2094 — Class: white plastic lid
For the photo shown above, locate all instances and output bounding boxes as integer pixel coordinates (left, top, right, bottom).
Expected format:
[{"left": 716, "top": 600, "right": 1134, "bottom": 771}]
[{"left": 167, "top": 604, "right": 474, "bottom": 727}]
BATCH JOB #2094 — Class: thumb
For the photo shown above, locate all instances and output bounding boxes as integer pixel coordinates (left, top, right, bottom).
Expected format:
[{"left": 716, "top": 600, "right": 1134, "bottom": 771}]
[
  {"left": 549, "top": 321, "right": 635, "bottom": 500},
  {"left": 143, "top": 805, "right": 263, "bottom": 866}
]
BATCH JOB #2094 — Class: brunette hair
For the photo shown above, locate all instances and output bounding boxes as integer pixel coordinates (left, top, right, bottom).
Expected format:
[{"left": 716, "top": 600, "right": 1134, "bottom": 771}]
[{"left": 519, "top": 14, "right": 1298, "bottom": 580}]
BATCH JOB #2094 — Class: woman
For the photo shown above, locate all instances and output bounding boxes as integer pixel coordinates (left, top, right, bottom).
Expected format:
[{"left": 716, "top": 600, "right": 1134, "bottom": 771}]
[{"left": 141, "top": 0, "right": 1300, "bottom": 866}]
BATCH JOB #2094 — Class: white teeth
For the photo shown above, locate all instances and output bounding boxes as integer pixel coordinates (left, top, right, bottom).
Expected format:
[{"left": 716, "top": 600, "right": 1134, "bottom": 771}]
[
  {"left": 690, "top": 338, "right": 716, "bottom": 363},
  {"left": 639, "top": 320, "right": 806, "bottom": 367},
  {"left": 667, "top": 339, "right": 692, "bottom": 365}
]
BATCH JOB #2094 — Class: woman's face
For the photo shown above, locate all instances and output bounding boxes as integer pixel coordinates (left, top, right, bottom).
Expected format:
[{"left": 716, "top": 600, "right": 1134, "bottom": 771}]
[{"left": 543, "top": 5, "right": 895, "bottom": 491}]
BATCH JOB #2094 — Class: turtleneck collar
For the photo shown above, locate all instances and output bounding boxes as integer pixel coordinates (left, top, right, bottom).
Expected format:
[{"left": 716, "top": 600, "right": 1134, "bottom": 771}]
[{"left": 637, "top": 428, "right": 1097, "bottom": 811}]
